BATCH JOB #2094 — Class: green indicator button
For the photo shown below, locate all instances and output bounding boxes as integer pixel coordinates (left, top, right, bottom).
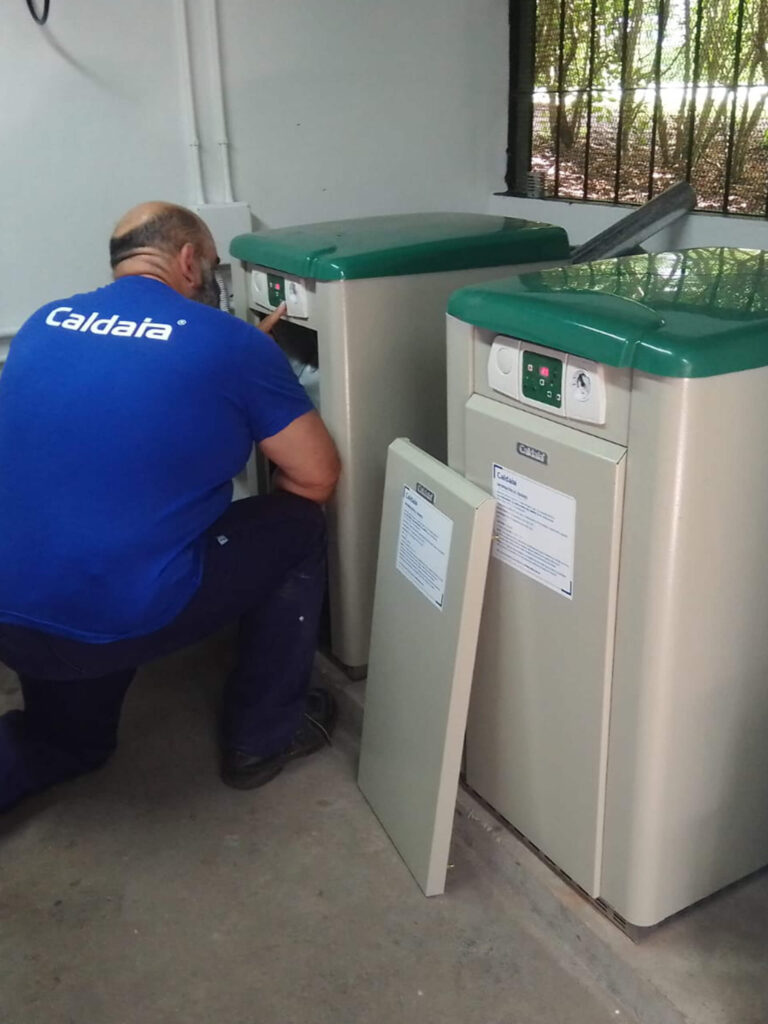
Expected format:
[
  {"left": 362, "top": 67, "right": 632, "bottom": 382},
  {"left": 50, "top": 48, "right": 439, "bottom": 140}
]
[
  {"left": 267, "top": 273, "right": 285, "bottom": 307},
  {"left": 522, "top": 350, "right": 562, "bottom": 409}
]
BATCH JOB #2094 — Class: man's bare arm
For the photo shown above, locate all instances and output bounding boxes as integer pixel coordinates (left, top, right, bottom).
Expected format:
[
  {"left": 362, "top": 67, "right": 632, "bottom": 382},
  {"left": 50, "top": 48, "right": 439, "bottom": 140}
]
[{"left": 259, "top": 410, "right": 341, "bottom": 505}]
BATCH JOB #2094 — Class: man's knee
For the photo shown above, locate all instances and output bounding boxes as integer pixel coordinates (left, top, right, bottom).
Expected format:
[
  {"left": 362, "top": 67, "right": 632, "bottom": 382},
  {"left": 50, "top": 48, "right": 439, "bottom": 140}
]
[
  {"left": 272, "top": 493, "right": 327, "bottom": 556},
  {"left": 296, "top": 496, "right": 327, "bottom": 545},
  {"left": 0, "top": 708, "right": 118, "bottom": 808},
  {"left": 233, "top": 492, "right": 326, "bottom": 539},
  {"left": 29, "top": 716, "right": 120, "bottom": 772},
  {"left": 73, "top": 742, "right": 118, "bottom": 773}
]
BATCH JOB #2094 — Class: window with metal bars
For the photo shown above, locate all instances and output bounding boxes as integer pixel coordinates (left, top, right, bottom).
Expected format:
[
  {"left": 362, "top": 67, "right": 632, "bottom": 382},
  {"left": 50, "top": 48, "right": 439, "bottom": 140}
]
[{"left": 507, "top": 0, "right": 768, "bottom": 216}]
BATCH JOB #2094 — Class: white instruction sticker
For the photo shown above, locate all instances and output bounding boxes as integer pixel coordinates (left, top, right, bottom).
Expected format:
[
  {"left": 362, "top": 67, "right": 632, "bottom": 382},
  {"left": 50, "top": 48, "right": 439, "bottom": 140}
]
[
  {"left": 395, "top": 486, "right": 453, "bottom": 610},
  {"left": 491, "top": 464, "right": 575, "bottom": 599}
]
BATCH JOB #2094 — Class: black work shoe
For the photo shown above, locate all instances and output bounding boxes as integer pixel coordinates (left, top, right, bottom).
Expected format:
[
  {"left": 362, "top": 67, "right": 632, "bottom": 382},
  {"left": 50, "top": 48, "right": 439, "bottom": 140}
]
[{"left": 221, "top": 688, "right": 338, "bottom": 790}]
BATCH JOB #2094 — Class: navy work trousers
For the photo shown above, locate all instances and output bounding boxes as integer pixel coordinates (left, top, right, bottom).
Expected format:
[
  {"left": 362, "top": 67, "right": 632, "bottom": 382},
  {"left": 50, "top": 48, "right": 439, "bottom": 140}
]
[{"left": 0, "top": 493, "right": 327, "bottom": 812}]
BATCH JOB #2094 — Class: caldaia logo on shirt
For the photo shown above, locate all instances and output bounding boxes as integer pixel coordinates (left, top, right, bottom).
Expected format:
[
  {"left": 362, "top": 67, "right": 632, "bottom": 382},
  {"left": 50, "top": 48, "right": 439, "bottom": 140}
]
[{"left": 45, "top": 306, "right": 175, "bottom": 341}]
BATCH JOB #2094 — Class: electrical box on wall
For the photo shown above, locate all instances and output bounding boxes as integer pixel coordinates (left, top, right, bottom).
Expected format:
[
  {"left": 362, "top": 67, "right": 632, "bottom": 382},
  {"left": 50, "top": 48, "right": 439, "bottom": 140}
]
[{"left": 195, "top": 202, "right": 252, "bottom": 257}]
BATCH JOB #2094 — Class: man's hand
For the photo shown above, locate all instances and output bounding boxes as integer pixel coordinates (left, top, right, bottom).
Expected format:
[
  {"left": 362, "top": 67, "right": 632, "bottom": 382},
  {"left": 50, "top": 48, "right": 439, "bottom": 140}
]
[
  {"left": 259, "top": 302, "right": 287, "bottom": 337},
  {"left": 259, "top": 410, "right": 341, "bottom": 505}
]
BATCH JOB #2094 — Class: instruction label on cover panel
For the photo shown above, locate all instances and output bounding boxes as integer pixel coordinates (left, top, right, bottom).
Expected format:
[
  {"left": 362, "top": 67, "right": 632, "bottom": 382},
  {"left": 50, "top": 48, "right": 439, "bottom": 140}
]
[
  {"left": 491, "top": 464, "right": 575, "bottom": 599},
  {"left": 395, "top": 486, "right": 453, "bottom": 610}
]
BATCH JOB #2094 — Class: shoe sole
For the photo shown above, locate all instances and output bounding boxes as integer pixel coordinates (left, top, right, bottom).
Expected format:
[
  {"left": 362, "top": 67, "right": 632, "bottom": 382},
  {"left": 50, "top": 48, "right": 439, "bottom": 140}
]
[
  {"left": 221, "top": 758, "right": 287, "bottom": 790},
  {"left": 221, "top": 693, "right": 340, "bottom": 791}
]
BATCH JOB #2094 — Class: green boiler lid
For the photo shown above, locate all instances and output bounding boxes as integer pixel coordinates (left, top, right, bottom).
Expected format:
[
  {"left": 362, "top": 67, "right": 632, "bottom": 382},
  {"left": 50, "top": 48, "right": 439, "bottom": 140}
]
[
  {"left": 448, "top": 248, "right": 768, "bottom": 379},
  {"left": 230, "top": 212, "right": 570, "bottom": 282}
]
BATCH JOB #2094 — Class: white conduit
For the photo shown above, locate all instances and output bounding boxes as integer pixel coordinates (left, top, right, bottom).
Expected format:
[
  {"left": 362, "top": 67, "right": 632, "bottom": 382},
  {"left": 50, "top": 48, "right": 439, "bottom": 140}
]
[
  {"left": 206, "top": 0, "right": 235, "bottom": 203},
  {"left": 175, "top": 0, "right": 206, "bottom": 205}
]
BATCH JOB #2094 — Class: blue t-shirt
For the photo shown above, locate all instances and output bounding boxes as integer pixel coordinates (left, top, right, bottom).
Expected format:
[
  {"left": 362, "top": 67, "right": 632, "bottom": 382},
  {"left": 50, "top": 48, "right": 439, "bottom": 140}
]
[{"left": 0, "top": 276, "right": 314, "bottom": 642}]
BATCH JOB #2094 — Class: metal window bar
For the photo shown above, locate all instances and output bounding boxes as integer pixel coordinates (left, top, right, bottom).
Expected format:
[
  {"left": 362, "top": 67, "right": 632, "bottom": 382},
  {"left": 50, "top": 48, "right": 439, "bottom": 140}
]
[
  {"left": 684, "top": 0, "right": 706, "bottom": 181},
  {"left": 508, "top": 0, "right": 768, "bottom": 218},
  {"left": 614, "top": 0, "right": 633, "bottom": 203},
  {"left": 647, "top": 0, "right": 666, "bottom": 200},
  {"left": 583, "top": 0, "right": 599, "bottom": 199},
  {"left": 722, "top": 0, "right": 747, "bottom": 212},
  {"left": 506, "top": 0, "right": 537, "bottom": 194},
  {"left": 553, "top": 0, "right": 568, "bottom": 196}
]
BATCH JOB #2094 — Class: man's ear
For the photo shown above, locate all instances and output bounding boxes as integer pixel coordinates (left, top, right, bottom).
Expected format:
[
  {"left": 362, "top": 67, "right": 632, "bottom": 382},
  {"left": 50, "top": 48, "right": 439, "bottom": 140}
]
[{"left": 178, "top": 242, "right": 199, "bottom": 285}]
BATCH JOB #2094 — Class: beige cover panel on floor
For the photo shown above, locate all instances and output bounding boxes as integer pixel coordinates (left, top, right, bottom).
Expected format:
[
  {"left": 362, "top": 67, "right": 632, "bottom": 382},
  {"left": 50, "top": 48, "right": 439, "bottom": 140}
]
[{"left": 358, "top": 439, "right": 496, "bottom": 896}]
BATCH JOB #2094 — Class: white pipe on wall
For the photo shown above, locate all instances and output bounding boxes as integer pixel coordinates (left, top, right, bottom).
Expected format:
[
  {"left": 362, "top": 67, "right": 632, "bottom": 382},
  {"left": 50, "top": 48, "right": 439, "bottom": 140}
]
[
  {"left": 206, "top": 0, "right": 235, "bottom": 203},
  {"left": 175, "top": 0, "right": 207, "bottom": 205}
]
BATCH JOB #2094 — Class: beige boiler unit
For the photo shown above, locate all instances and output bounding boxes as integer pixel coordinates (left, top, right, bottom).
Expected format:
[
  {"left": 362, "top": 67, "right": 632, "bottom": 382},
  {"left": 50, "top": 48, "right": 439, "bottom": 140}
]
[
  {"left": 447, "top": 247, "right": 768, "bottom": 926},
  {"left": 231, "top": 213, "right": 569, "bottom": 675}
]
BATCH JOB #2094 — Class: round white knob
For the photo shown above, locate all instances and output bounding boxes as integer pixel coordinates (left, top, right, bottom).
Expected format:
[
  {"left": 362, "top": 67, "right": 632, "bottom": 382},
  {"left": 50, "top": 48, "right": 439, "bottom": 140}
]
[{"left": 496, "top": 345, "right": 515, "bottom": 375}]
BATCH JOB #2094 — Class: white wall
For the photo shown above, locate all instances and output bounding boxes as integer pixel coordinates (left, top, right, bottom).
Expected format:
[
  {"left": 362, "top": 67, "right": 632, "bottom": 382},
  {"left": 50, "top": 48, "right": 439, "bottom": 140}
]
[
  {"left": 214, "top": 0, "right": 507, "bottom": 226},
  {"left": 0, "top": 0, "right": 509, "bottom": 336},
  {"left": 488, "top": 195, "right": 768, "bottom": 252},
  {"left": 1, "top": 3, "right": 185, "bottom": 335}
]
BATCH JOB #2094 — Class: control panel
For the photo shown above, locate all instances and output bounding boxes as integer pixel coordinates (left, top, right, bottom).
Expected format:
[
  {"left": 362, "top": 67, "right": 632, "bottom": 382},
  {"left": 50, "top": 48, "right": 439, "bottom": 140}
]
[
  {"left": 522, "top": 351, "right": 563, "bottom": 409},
  {"left": 249, "top": 268, "right": 309, "bottom": 319},
  {"left": 487, "top": 335, "right": 606, "bottom": 425}
]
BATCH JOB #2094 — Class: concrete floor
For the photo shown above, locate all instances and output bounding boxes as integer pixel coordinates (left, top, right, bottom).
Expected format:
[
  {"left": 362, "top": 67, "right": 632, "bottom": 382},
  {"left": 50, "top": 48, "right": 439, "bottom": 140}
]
[
  {"left": 0, "top": 635, "right": 630, "bottom": 1024},
  {"left": 326, "top": 661, "right": 768, "bottom": 1024},
  {"left": 448, "top": 784, "right": 768, "bottom": 1024}
]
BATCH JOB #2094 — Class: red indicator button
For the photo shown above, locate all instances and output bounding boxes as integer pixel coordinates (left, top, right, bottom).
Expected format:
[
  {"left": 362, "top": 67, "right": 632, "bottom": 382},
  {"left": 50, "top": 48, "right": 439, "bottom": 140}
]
[{"left": 540, "top": 366, "right": 550, "bottom": 378}]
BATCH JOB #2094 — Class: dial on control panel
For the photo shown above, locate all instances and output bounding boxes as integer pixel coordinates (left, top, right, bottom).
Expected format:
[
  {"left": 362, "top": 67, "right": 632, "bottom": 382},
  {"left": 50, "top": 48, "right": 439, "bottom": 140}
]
[
  {"left": 563, "top": 358, "right": 605, "bottom": 423},
  {"left": 572, "top": 369, "right": 592, "bottom": 401}
]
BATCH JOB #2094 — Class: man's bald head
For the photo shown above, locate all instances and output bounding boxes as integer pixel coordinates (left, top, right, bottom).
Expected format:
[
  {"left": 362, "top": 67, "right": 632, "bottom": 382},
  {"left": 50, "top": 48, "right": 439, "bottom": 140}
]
[
  {"left": 110, "top": 202, "right": 213, "bottom": 270},
  {"left": 108, "top": 202, "right": 221, "bottom": 307}
]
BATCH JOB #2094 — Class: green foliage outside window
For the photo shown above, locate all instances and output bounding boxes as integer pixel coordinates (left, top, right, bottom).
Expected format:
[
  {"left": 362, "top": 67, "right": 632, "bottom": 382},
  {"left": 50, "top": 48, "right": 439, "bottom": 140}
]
[{"left": 530, "top": 0, "right": 768, "bottom": 214}]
